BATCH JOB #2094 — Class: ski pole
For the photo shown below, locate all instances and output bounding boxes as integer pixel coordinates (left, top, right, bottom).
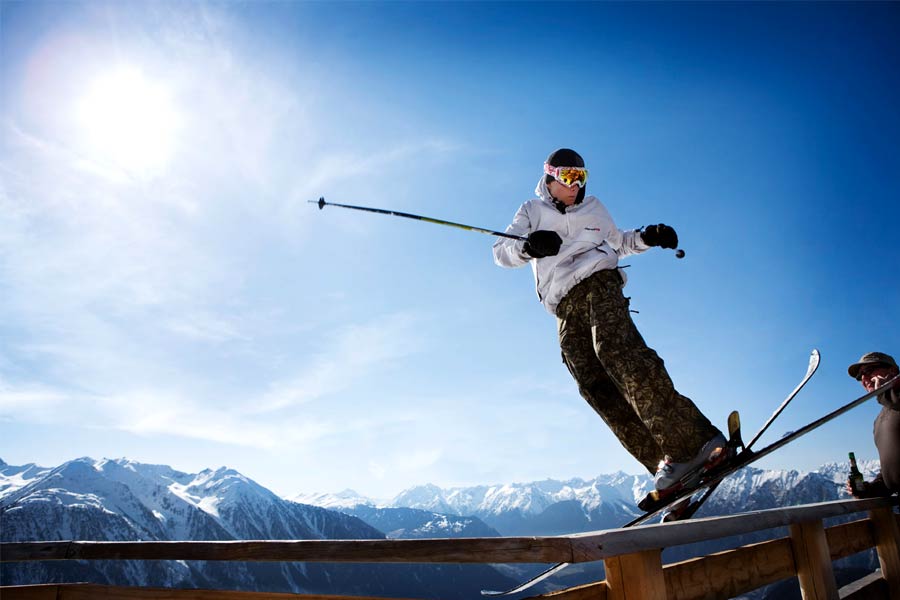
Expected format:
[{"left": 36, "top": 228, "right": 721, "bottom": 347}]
[
  {"left": 309, "top": 197, "right": 525, "bottom": 241},
  {"left": 310, "top": 197, "right": 686, "bottom": 258}
]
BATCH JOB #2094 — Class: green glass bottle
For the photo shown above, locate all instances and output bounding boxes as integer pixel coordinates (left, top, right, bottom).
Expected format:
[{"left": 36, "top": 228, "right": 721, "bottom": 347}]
[{"left": 848, "top": 452, "right": 866, "bottom": 495}]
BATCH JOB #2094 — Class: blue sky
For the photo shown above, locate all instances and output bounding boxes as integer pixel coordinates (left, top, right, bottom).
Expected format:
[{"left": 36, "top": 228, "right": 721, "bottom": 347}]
[{"left": 1, "top": 1, "right": 898, "bottom": 500}]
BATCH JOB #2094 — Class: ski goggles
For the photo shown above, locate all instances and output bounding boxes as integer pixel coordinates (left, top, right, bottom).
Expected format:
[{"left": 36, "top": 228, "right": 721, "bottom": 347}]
[{"left": 544, "top": 164, "right": 589, "bottom": 188}]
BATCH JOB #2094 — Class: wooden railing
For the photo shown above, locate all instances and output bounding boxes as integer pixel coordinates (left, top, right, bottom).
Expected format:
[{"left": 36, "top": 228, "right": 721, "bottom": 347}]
[{"left": 2, "top": 496, "right": 899, "bottom": 600}]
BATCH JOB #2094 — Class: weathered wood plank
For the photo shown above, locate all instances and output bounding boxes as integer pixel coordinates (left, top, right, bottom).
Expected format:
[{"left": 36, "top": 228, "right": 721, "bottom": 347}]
[
  {"left": 0, "top": 584, "right": 60, "bottom": 600},
  {"left": 869, "top": 506, "right": 900, "bottom": 597},
  {"left": 574, "top": 497, "right": 896, "bottom": 561},
  {"left": 0, "top": 583, "right": 420, "bottom": 600},
  {"left": 0, "top": 537, "right": 576, "bottom": 564},
  {"left": 826, "top": 518, "right": 875, "bottom": 560},
  {"left": 605, "top": 550, "right": 665, "bottom": 600},
  {"left": 790, "top": 520, "right": 838, "bottom": 600},
  {"left": 665, "top": 537, "right": 796, "bottom": 600},
  {"left": 838, "top": 570, "right": 887, "bottom": 600}
]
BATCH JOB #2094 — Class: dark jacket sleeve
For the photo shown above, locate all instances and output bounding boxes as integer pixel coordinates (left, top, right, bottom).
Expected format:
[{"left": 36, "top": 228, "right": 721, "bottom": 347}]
[{"left": 862, "top": 473, "right": 893, "bottom": 498}]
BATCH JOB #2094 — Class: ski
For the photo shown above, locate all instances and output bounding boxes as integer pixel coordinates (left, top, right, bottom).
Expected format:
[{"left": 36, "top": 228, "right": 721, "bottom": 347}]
[
  {"left": 660, "top": 350, "right": 820, "bottom": 522},
  {"left": 481, "top": 349, "right": 822, "bottom": 597},
  {"left": 746, "top": 349, "right": 821, "bottom": 450},
  {"left": 638, "top": 349, "right": 821, "bottom": 521},
  {"left": 630, "top": 366, "right": 899, "bottom": 531}
]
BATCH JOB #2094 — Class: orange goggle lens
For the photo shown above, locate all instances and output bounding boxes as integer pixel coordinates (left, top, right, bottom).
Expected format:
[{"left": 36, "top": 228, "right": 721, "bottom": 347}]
[{"left": 544, "top": 164, "right": 588, "bottom": 188}]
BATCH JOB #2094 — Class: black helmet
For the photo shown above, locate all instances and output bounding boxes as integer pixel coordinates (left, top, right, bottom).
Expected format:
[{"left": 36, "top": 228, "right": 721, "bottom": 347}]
[
  {"left": 544, "top": 148, "right": 586, "bottom": 204},
  {"left": 546, "top": 148, "right": 585, "bottom": 168}
]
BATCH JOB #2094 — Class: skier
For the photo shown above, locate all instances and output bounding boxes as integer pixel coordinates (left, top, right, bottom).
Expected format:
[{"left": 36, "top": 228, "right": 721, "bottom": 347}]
[
  {"left": 845, "top": 351, "right": 900, "bottom": 498},
  {"left": 492, "top": 148, "right": 726, "bottom": 493}
]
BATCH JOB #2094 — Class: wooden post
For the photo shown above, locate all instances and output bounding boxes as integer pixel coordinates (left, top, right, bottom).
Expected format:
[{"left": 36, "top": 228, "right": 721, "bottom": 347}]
[
  {"left": 604, "top": 549, "right": 666, "bottom": 600},
  {"left": 789, "top": 520, "right": 838, "bottom": 600},
  {"left": 870, "top": 506, "right": 900, "bottom": 597}
]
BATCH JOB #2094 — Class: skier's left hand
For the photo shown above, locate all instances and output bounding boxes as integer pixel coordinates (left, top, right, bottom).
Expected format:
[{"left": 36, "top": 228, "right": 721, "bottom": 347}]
[
  {"left": 641, "top": 224, "right": 678, "bottom": 249},
  {"left": 845, "top": 478, "right": 869, "bottom": 499}
]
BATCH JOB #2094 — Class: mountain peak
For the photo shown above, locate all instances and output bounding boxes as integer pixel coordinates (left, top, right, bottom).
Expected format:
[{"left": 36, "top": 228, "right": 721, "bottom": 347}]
[{"left": 293, "top": 488, "right": 376, "bottom": 509}]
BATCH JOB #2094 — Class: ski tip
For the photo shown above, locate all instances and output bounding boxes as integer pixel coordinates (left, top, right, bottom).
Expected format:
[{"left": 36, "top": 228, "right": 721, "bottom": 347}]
[
  {"left": 480, "top": 562, "right": 571, "bottom": 596},
  {"left": 481, "top": 585, "right": 527, "bottom": 596},
  {"left": 727, "top": 411, "right": 741, "bottom": 434},
  {"left": 809, "top": 349, "right": 821, "bottom": 368}
]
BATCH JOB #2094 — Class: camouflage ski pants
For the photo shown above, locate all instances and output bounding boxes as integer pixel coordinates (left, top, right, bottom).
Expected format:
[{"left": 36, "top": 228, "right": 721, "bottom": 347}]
[{"left": 556, "top": 269, "right": 720, "bottom": 473}]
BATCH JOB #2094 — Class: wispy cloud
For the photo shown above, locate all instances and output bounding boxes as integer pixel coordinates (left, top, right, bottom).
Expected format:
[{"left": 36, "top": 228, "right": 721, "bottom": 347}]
[
  {"left": 108, "top": 389, "right": 338, "bottom": 450},
  {"left": 299, "top": 139, "right": 463, "bottom": 198},
  {"left": 249, "top": 312, "right": 424, "bottom": 414},
  {"left": 0, "top": 309, "right": 426, "bottom": 451}
]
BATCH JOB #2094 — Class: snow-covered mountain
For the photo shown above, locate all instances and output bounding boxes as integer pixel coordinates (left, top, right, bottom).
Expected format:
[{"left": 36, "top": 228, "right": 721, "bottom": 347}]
[
  {"left": 0, "top": 458, "right": 52, "bottom": 497},
  {"left": 292, "top": 488, "right": 379, "bottom": 510},
  {"left": 380, "top": 462, "right": 882, "bottom": 536},
  {"left": 341, "top": 505, "right": 502, "bottom": 539},
  {"left": 295, "top": 462, "right": 882, "bottom": 542},
  {"left": 0, "top": 457, "right": 514, "bottom": 598},
  {"left": 402, "top": 472, "right": 649, "bottom": 513},
  {"left": 387, "top": 472, "right": 651, "bottom": 536}
]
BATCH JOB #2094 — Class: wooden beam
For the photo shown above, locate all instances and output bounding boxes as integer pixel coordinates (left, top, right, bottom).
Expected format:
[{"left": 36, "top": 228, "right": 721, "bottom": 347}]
[
  {"left": 605, "top": 550, "right": 665, "bottom": 600},
  {"left": 869, "top": 506, "right": 900, "bottom": 597},
  {"left": 838, "top": 570, "right": 888, "bottom": 600},
  {"left": 665, "top": 537, "right": 796, "bottom": 600},
  {"left": 0, "top": 537, "right": 576, "bottom": 564},
  {"left": 790, "top": 520, "right": 838, "bottom": 600},
  {"left": 826, "top": 518, "right": 875, "bottom": 561},
  {"left": 573, "top": 497, "right": 896, "bottom": 561},
  {"left": 0, "top": 584, "right": 59, "bottom": 600}
]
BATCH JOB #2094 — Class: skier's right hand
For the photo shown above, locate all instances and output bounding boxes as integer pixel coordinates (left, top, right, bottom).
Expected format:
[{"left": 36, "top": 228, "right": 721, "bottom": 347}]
[{"left": 523, "top": 230, "right": 563, "bottom": 258}]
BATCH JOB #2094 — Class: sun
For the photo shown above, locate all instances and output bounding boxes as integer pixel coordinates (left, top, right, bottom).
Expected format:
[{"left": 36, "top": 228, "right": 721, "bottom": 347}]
[{"left": 76, "top": 66, "right": 180, "bottom": 176}]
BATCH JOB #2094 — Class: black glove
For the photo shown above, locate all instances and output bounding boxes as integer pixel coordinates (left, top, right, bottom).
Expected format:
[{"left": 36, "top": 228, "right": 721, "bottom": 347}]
[
  {"left": 641, "top": 224, "right": 678, "bottom": 249},
  {"left": 523, "top": 230, "right": 562, "bottom": 258}
]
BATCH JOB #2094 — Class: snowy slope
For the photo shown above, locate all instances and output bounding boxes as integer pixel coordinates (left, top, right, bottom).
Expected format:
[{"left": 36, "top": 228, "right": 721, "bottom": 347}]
[
  {"left": 292, "top": 488, "right": 378, "bottom": 510},
  {"left": 0, "top": 459, "right": 52, "bottom": 499}
]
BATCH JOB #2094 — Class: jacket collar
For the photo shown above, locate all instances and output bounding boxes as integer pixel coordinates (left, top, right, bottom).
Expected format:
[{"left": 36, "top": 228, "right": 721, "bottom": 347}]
[{"left": 535, "top": 177, "right": 573, "bottom": 214}]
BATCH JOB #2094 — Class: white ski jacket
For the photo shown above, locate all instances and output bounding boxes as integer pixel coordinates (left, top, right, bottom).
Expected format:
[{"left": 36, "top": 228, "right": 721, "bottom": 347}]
[{"left": 493, "top": 178, "right": 650, "bottom": 315}]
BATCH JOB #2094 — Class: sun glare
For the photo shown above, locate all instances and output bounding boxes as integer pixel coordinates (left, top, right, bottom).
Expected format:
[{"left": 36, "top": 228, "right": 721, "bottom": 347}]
[{"left": 76, "top": 66, "right": 180, "bottom": 176}]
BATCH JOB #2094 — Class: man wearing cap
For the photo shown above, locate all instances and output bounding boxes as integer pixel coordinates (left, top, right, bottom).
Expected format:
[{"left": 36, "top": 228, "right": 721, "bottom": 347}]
[
  {"left": 846, "top": 352, "right": 900, "bottom": 498},
  {"left": 493, "top": 148, "right": 725, "bottom": 496}
]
